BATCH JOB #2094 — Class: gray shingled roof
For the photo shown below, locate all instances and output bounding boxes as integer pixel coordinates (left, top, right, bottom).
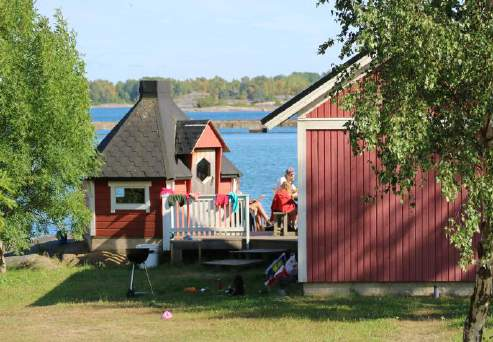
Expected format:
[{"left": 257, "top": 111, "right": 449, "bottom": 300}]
[
  {"left": 95, "top": 80, "right": 240, "bottom": 180},
  {"left": 175, "top": 120, "right": 208, "bottom": 154},
  {"left": 221, "top": 155, "right": 242, "bottom": 178}
]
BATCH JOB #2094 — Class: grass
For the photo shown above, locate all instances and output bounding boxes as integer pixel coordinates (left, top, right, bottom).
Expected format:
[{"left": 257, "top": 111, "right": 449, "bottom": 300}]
[{"left": 0, "top": 263, "right": 487, "bottom": 341}]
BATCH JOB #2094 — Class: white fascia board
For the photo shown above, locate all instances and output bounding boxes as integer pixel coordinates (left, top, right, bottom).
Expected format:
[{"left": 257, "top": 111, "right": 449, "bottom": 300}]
[
  {"left": 298, "top": 117, "right": 353, "bottom": 130},
  {"left": 297, "top": 121, "right": 308, "bottom": 282},
  {"left": 264, "top": 55, "right": 372, "bottom": 129},
  {"left": 297, "top": 70, "right": 370, "bottom": 120},
  {"left": 87, "top": 180, "right": 96, "bottom": 236}
]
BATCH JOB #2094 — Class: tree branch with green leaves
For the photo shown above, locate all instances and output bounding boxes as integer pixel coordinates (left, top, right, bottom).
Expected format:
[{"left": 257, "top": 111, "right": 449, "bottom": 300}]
[
  {"left": 319, "top": 1, "right": 493, "bottom": 340},
  {"left": 0, "top": 1, "right": 100, "bottom": 266}
]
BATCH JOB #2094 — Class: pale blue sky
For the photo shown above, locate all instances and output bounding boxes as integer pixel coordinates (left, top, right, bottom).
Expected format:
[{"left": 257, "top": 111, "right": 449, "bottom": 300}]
[{"left": 35, "top": 0, "right": 340, "bottom": 82}]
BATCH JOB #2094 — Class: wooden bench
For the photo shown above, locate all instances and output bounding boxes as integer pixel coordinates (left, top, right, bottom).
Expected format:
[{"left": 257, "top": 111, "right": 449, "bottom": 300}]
[{"left": 272, "top": 212, "right": 297, "bottom": 237}]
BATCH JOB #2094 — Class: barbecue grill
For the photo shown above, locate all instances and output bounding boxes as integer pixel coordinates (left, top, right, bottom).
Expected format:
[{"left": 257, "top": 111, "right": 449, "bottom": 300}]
[{"left": 126, "top": 248, "right": 155, "bottom": 298}]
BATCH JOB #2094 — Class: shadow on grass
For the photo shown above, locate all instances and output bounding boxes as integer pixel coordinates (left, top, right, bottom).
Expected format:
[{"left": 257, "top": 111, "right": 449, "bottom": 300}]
[{"left": 30, "top": 264, "right": 469, "bottom": 323}]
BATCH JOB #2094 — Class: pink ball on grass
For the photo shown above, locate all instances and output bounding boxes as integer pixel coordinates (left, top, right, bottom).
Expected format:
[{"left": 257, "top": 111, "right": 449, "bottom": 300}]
[{"left": 161, "top": 310, "right": 173, "bottom": 320}]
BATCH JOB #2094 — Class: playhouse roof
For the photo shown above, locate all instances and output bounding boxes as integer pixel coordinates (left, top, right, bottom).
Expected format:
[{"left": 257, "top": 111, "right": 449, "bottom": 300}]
[
  {"left": 175, "top": 120, "right": 229, "bottom": 154},
  {"left": 220, "top": 155, "right": 243, "bottom": 178},
  {"left": 261, "top": 54, "right": 371, "bottom": 129},
  {"left": 96, "top": 80, "right": 240, "bottom": 180}
]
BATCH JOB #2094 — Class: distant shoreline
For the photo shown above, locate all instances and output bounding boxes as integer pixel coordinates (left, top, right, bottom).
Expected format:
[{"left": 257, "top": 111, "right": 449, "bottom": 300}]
[
  {"left": 91, "top": 103, "right": 276, "bottom": 112},
  {"left": 91, "top": 103, "right": 132, "bottom": 108}
]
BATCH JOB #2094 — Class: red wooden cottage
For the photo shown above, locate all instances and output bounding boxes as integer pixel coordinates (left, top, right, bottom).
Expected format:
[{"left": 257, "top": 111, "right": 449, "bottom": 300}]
[
  {"left": 261, "top": 55, "right": 474, "bottom": 296},
  {"left": 85, "top": 80, "right": 241, "bottom": 251}
]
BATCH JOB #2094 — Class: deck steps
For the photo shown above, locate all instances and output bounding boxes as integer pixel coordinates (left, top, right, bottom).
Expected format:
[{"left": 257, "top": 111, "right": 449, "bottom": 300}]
[
  {"left": 202, "top": 259, "right": 263, "bottom": 267},
  {"left": 229, "top": 248, "right": 286, "bottom": 256}
]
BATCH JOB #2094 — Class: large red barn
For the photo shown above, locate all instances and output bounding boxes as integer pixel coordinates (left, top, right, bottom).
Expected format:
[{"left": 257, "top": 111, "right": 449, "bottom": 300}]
[{"left": 262, "top": 55, "right": 474, "bottom": 295}]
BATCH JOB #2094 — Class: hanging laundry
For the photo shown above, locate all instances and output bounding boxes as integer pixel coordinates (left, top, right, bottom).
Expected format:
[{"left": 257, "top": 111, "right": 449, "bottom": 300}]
[
  {"left": 215, "top": 194, "right": 228, "bottom": 207},
  {"left": 166, "top": 194, "right": 187, "bottom": 207},
  {"left": 228, "top": 192, "right": 239, "bottom": 213},
  {"left": 160, "top": 188, "right": 174, "bottom": 196}
]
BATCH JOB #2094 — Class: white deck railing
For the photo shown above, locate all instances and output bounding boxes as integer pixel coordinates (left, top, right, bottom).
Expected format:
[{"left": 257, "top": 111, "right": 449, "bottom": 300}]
[{"left": 162, "top": 194, "right": 250, "bottom": 251}]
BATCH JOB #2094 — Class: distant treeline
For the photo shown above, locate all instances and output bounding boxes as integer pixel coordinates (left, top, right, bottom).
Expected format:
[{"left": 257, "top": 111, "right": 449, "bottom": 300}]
[{"left": 89, "top": 73, "right": 322, "bottom": 106}]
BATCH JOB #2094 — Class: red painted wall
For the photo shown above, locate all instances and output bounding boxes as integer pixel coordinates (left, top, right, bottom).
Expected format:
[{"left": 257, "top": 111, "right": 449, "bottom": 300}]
[
  {"left": 95, "top": 179, "right": 165, "bottom": 238},
  {"left": 174, "top": 180, "right": 188, "bottom": 194},
  {"left": 305, "top": 130, "right": 474, "bottom": 282},
  {"left": 218, "top": 178, "right": 234, "bottom": 194},
  {"left": 306, "top": 90, "right": 352, "bottom": 118},
  {"left": 195, "top": 124, "right": 224, "bottom": 148}
]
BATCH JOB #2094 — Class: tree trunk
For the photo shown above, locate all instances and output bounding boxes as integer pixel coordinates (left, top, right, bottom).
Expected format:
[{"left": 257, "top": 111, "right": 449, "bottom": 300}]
[
  {"left": 0, "top": 240, "right": 6, "bottom": 273},
  {"left": 463, "top": 265, "right": 492, "bottom": 341}
]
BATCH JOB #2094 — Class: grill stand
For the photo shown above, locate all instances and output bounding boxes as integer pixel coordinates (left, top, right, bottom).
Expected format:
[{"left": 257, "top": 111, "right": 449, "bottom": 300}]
[{"left": 127, "top": 262, "right": 155, "bottom": 298}]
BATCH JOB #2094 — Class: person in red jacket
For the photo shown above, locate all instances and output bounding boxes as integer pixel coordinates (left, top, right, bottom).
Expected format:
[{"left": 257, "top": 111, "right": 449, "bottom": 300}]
[{"left": 271, "top": 181, "right": 297, "bottom": 223}]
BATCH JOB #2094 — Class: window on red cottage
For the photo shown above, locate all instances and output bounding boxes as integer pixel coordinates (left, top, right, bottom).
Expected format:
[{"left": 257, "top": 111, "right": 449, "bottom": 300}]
[{"left": 115, "top": 187, "right": 145, "bottom": 204}]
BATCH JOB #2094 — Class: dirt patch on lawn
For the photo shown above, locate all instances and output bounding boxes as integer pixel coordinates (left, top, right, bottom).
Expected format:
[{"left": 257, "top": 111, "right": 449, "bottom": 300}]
[
  {"left": 6, "top": 254, "right": 61, "bottom": 270},
  {"left": 7, "top": 250, "right": 128, "bottom": 270},
  {"left": 76, "top": 251, "right": 129, "bottom": 267}
]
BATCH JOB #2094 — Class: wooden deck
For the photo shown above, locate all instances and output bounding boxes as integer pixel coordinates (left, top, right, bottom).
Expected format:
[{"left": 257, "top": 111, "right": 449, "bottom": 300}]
[{"left": 162, "top": 194, "right": 297, "bottom": 262}]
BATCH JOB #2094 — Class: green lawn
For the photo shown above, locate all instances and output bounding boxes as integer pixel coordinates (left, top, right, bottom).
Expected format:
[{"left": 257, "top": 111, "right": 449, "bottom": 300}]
[{"left": 0, "top": 263, "right": 486, "bottom": 341}]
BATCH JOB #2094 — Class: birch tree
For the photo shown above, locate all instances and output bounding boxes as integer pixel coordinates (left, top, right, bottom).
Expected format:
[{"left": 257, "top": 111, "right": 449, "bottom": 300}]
[{"left": 320, "top": 1, "right": 493, "bottom": 340}]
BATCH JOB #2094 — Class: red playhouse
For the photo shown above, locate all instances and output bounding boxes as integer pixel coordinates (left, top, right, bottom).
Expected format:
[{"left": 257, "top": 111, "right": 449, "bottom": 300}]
[
  {"left": 262, "top": 55, "right": 474, "bottom": 296},
  {"left": 85, "top": 80, "right": 241, "bottom": 251}
]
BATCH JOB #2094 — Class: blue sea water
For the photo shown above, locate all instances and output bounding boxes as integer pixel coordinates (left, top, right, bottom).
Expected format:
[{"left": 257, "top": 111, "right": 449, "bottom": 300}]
[
  {"left": 91, "top": 106, "right": 267, "bottom": 122},
  {"left": 93, "top": 107, "right": 296, "bottom": 211}
]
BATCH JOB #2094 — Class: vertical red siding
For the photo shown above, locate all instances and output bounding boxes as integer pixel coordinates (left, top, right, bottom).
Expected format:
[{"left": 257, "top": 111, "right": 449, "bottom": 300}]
[
  {"left": 324, "top": 131, "right": 331, "bottom": 282},
  {"left": 336, "top": 132, "right": 344, "bottom": 281},
  {"left": 306, "top": 92, "right": 350, "bottom": 118},
  {"left": 306, "top": 131, "right": 313, "bottom": 282},
  {"left": 306, "top": 130, "right": 474, "bottom": 282},
  {"left": 95, "top": 179, "right": 165, "bottom": 238},
  {"left": 218, "top": 178, "right": 235, "bottom": 193}
]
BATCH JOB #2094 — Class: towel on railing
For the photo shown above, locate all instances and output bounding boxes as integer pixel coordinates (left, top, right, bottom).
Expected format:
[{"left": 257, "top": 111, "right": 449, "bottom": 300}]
[
  {"left": 166, "top": 194, "right": 187, "bottom": 207},
  {"left": 215, "top": 194, "right": 228, "bottom": 207},
  {"left": 228, "top": 192, "right": 239, "bottom": 213}
]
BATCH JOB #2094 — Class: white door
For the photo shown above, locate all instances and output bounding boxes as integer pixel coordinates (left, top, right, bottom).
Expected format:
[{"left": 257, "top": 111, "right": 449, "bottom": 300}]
[{"left": 192, "top": 149, "right": 216, "bottom": 194}]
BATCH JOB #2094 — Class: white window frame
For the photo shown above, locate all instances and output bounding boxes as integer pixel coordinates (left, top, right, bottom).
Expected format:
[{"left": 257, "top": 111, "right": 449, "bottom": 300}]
[{"left": 108, "top": 181, "right": 151, "bottom": 213}]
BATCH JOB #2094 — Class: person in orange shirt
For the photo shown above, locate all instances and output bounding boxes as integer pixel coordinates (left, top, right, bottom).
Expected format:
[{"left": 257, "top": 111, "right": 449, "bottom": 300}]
[{"left": 271, "top": 181, "right": 297, "bottom": 223}]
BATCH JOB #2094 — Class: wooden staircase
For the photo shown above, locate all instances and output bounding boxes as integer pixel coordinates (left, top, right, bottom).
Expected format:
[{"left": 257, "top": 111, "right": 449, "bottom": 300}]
[{"left": 201, "top": 248, "right": 287, "bottom": 268}]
